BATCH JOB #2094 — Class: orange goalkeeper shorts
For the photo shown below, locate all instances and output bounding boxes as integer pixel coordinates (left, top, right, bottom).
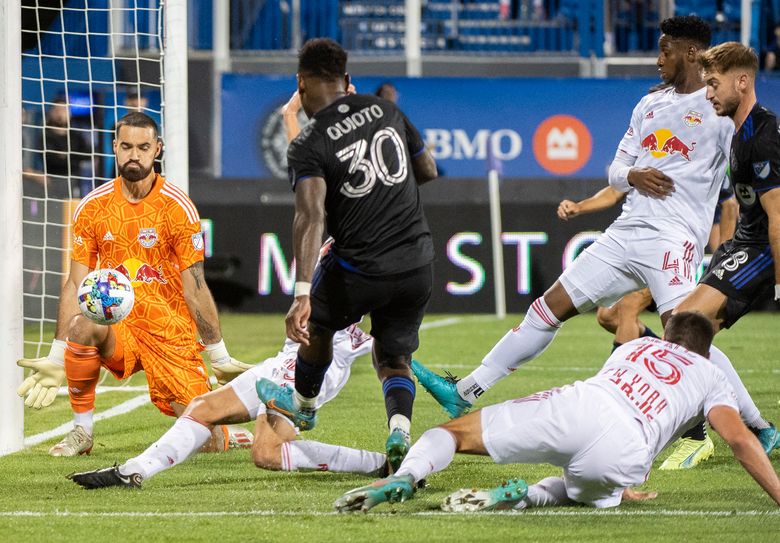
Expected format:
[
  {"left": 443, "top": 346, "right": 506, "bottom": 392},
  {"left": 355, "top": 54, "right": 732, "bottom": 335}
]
[{"left": 102, "top": 321, "right": 211, "bottom": 416}]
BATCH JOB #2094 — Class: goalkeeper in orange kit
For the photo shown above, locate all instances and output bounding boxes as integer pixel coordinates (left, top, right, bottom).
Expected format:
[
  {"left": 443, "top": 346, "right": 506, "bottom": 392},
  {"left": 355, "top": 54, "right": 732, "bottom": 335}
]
[{"left": 17, "top": 112, "right": 253, "bottom": 456}]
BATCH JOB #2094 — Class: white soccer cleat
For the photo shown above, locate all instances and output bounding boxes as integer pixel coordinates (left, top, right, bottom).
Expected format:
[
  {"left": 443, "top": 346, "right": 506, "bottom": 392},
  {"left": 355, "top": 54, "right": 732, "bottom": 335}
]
[
  {"left": 441, "top": 478, "right": 528, "bottom": 512},
  {"left": 49, "top": 426, "right": 93, "bottom": 457},
  {"left": 227, "top": 426, "right": 253, "bottom": 449}
]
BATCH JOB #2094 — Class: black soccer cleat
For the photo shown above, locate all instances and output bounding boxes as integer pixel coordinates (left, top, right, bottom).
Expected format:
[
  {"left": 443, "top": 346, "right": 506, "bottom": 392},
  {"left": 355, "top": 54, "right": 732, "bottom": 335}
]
[{"left": 67, "top": 465, "right": 143, "bottom": 489}]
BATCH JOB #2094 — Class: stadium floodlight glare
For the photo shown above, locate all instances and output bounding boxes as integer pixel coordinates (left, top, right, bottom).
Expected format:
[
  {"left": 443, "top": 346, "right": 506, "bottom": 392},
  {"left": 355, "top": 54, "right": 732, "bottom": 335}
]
[{"left": 1, "top": 0, "right": 188, "bottom": 455}]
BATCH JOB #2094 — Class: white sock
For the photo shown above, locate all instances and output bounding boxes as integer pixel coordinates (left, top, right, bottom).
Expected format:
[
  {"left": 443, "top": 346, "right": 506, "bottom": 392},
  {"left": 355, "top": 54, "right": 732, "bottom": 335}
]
[
  {"left": 458, "top": 297, "right": 562, "bottom": 403},
  {"left": 388, "top": 414, "right": 411, "bottom": 435},
  {"left": 74, "top": 410, "right": 94, "bottom": 434},
  {"left": 281, "top": 440, "right": 386, "bottom": 475},
  {"left": 293, "top": 390, "right": 317, "bottom": 415},
  {"left": 513, "top": 476, "right": 572, "bottom": 509},
  {"left": 395, "top": 427, "right": 456, "bottom": 482},
  {"left": 709, "top": 345, "right": 769, "bottom": 430},
  {"left": 120, "top": 415, "right": 211, "bottom": 480}
]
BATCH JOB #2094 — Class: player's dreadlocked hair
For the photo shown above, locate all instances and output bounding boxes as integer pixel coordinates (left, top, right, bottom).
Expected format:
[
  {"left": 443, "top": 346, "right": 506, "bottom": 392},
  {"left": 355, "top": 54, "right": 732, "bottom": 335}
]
[
  {"left": 663, "top": 312, "right": 714, "bottom": 357},
  {"left": 660, "top": 15, "right": 711, "bottom": 48},
  {"left": 116, "top": 111, "right": 159, "bottom": 139},
  {"left": 298, "top": 38, "right": 348, "bottom": 81}
]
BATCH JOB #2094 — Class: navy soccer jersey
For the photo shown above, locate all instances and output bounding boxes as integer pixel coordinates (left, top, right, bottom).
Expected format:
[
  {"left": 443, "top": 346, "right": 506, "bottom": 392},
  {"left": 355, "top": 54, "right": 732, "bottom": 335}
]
[
  {"left": 287, "top": 94, "right": 434, "bottom": 276},
  {"left": 730, "top": 103, "right": 780, "bottom": 246}
]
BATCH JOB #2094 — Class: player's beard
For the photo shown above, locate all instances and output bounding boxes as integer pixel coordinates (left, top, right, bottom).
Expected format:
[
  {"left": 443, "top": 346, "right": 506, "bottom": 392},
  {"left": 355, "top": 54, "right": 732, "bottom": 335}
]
[
  {"left": 716, "top": 95, "right": 740, "bottom": 118},
  {"left": 119, "top": 160, "right": 152, "bottom": 182}
]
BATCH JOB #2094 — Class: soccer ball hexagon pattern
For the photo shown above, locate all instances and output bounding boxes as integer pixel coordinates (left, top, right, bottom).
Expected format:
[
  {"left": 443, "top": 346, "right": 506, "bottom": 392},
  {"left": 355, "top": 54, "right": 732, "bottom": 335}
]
[{"left": 77, "top": 268, "right": 135, "bottom": 325}]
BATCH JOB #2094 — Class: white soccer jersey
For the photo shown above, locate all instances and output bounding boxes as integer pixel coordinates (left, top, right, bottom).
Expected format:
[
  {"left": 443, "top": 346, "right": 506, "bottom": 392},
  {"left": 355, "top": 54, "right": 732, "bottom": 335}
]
[
  {"left": 228, "top": 324, "right": 373, "bottom": 419},
  {"left": 612, "top": 87, "right": 733, "bottom": 252},
  {"left": 587, "top": 337, "right": 739, "bottom": 459}
]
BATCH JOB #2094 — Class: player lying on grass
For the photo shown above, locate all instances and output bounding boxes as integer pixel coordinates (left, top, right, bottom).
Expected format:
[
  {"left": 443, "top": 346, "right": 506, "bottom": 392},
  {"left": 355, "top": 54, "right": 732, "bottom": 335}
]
[
  {"left": 68, "top": 323, "right": 391, "bottom": 488},
  {"left": 334, "top": 312, "right": 780, "bottom": 513}
]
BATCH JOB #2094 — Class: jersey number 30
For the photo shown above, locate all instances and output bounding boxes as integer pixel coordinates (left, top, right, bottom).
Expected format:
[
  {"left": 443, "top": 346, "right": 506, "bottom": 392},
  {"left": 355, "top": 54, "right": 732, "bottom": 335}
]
[{"left": 336, "top": 127, "right": 408, "bottom": 198}]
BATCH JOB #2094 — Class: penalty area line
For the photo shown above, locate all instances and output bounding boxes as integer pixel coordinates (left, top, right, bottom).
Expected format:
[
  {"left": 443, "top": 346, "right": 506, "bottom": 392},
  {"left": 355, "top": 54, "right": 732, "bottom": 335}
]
[{"left": 0, "top": 509, "right": 777, "bottom": 518}]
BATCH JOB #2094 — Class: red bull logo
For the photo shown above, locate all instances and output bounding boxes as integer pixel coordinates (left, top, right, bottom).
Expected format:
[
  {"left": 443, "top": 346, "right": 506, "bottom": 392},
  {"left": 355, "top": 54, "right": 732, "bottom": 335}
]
[
  {"left": 640, "top": 128, "right": 696, "bottom": 161},
  {"left": 683, "top": 109, "right": 703, "bottom": 127},
  {"left": 115, "top": 257, "right": 168, "bottom": 286}
]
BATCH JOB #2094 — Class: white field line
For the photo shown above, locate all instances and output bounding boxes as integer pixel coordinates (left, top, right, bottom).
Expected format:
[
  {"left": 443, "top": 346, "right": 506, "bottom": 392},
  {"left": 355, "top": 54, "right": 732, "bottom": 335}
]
[
  {"left": 434, "top": 364, "right": 780, "bottom": 374},
  {"left": 0, "top": 509, "right": 777, "bottom": 518},
  {"left": 23, "top": 395, "right": 150, "bottom": 447}
]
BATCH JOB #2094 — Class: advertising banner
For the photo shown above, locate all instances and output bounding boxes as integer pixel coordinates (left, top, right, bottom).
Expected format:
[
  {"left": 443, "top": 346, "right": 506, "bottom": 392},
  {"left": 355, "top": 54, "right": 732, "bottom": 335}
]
[
  {"left": 222, "top": 75, "right": 780, "bottom": 180},
  {"left": 200, "top": 200, "right": 631, "bottom": 313}
]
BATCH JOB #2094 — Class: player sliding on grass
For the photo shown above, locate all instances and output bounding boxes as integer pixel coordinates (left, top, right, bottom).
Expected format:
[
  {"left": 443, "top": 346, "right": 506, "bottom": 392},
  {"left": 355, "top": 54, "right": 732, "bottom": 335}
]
[
  {"left": 413, "top": 16, "right": 779, "bottom": 470},
  {"left": 334, "top": 312, "right": 780, "bottom": 513},
  {"left": 68, "top": 322, "right": 392, "bottom": 489}
]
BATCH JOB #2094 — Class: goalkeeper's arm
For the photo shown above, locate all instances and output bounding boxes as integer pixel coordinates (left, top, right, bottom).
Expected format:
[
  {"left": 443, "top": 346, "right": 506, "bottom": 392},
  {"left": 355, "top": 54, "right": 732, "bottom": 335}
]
[
  {"left": 17, "top": 260, "right": 89, "bottom": 408},
  {"left": 182, "top": 261, "right": 254, "bottom": 385}
]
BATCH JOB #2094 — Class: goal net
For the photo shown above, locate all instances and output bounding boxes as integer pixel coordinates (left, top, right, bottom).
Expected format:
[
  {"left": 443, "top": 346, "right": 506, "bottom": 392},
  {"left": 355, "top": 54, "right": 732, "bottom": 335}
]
[{"left": 1, "top": 0, "right": 188, "bottom": 454}]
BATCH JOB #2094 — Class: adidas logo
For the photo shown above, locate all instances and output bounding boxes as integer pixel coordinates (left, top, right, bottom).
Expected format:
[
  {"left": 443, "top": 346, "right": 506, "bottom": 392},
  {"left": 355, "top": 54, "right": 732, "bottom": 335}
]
[
  {"left": 714, "top": 268, "right": 725, "bottom": 280},
  {"left": 668, "top": 276, "right": 683, "bottom": 286},
  {"left": 645, "top": 111, "right": 654, "bottom": 119},
  {"left": 102, "top": 231, "right": 114, "bottom": 241}
]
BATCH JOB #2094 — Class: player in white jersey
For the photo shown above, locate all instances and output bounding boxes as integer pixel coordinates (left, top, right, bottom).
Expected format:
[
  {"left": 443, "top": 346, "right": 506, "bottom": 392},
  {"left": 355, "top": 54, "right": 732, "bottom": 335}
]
[
  {"left": 68, "top": 324, "right": 391, "bottom": 489},
  {"left": 334, "top": 312, "right": 780, "bottom": 513},
  {"left": 411, "top": 18, "right": 774, "bottom": 461}
]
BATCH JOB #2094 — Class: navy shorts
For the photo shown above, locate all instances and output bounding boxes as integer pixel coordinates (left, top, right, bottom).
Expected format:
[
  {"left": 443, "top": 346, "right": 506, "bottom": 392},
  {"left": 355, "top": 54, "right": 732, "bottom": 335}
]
[
  {"left": 699, "top": 241, "right": 774, "bottom": 328},
  {"left": 310, "top": 253, "right": 432, "bottom": 356}
]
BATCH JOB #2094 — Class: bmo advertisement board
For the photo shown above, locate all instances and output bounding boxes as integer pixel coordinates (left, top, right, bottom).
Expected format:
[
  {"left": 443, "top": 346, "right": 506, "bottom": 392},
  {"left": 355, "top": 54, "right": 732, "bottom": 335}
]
[{"left": 220, "top": 75, "right": 780, "bottom": 180}]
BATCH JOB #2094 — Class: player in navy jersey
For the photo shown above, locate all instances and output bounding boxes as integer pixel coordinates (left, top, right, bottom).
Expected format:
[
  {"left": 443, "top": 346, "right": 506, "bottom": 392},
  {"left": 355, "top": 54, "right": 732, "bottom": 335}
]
[
  {"left": 256, "top": 38, "right": 438, "bottom": 471},
  {"left": 672, "top": 41, "right": 780, "bottom": 455}
]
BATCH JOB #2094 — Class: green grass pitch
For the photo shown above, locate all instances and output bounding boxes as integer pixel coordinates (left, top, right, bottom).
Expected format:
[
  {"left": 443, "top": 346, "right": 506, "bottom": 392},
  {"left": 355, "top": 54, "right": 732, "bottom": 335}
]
[{"left": 2, "top": 312, "right": 779, "bottom": 541}]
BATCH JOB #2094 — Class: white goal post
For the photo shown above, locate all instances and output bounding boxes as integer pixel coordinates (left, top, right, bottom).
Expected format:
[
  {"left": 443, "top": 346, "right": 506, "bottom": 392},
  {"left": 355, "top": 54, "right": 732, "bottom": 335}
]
[{"left": 1, "top": 0, "right": 188, "bottom": 455}]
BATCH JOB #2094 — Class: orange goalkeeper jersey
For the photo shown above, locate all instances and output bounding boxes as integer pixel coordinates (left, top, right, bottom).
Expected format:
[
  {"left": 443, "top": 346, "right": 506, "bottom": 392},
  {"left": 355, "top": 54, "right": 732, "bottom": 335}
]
[{"left": 71, "top": 175, "right": 204, "bottom": 346}]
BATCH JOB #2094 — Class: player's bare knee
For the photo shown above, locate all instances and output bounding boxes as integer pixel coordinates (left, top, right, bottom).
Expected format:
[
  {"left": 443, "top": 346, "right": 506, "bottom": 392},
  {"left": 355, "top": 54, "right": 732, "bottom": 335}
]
[
  {"left": 596, "top": 306, "right": 618, "bottom": 332},
  {"left": 66, "top": 314, "right": 108, "bottom": 346},
  {"left": 252, "top": 440, "right": 282, "bottom": 470}
]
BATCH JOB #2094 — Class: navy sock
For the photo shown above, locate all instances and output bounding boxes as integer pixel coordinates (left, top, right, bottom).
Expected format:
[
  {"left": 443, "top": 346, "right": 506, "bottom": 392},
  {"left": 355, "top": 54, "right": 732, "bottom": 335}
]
[
  {"left": 382, "top": 376, "right": 415, "bottom": 424},
  {"left": 682, "top": 421, "right": 707, "bottom": 441},
  {"left": 641, "top": 326, "right": 659, "bottom": 339},
  {"left": 294, "top": 354, "right": 330, "bottom": 400}
]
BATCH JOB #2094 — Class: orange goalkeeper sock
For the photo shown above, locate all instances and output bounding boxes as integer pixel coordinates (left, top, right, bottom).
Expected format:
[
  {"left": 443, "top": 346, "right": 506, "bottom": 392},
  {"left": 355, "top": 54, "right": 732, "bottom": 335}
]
[{"left": 65, "top": 340, "right": 102, "bottom": 414}]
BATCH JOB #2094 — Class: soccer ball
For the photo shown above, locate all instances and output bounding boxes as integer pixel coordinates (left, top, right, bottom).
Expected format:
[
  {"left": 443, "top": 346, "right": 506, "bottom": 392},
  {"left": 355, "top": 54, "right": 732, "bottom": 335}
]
[{"left": 77, "top": 268, "right": 135, "bottom": 325}]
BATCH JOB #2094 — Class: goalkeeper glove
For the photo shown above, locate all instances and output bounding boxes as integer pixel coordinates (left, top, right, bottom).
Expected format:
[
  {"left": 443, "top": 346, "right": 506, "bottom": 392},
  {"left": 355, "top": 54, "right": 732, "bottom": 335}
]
[
  {"left": 204, "top": 339, "right": 254, "bottom": 386},
  {"left": 17, "top": 339, "right": 67, "bottom": 409}
]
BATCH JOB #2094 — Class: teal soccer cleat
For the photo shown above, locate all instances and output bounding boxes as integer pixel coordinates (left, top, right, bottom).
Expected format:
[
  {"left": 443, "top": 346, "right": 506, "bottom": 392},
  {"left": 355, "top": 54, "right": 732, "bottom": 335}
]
[
  {"left": 757, "top": 423, "right": 780, "bottom": 454},
  {"left": 411, "top": 359, "right": 472, "bottom": 418},
  {"left": 441, "top": 478, "right": 529, "bottom": 512},
  {"left": 385, "top": 428, "right": 411, "bottom": 473},
  {"left": 334, "top": 474, "right": 416, "bottom": 513},
  {"left": 255, "top": 378, "right": 317, "bottom": 431}
]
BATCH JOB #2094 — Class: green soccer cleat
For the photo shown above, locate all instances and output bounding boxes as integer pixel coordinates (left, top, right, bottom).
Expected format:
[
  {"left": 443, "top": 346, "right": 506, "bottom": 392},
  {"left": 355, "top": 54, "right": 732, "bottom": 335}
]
[
  {"left": 385, "top": 428, "right": 411, "bottom": 473},
  {"left": 255, "top": 378, "right": 317, "bottom": 431},
  {"left": 658, "top": 436, "right": 714, "bottom": 470},
  {"left": 441, "top": 478, "right": 529, "bottom": 512},
  {"left": 756, "top": 424, "right": 780, "bottom": 454},
  {"left": 334, "top": 474, "right": 415, "bottom": 513},
  {"left": 411, "top": 359, "right": 472, "bottom": 418},
  {"left": 68, "top": 465, "right": 143, "bottom": 490}
]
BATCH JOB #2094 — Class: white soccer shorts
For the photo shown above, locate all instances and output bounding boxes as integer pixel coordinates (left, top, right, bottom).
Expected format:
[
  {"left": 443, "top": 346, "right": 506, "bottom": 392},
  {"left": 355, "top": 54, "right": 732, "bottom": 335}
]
[
  {"left": 226, "top": 354, "right": 352, "bottom": 420},
  {"left": 481, "top": 383, "right": 653, "bottom": 508},
  {"left": 559, "top": 227, "right": 699, "bottom": 315}
]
